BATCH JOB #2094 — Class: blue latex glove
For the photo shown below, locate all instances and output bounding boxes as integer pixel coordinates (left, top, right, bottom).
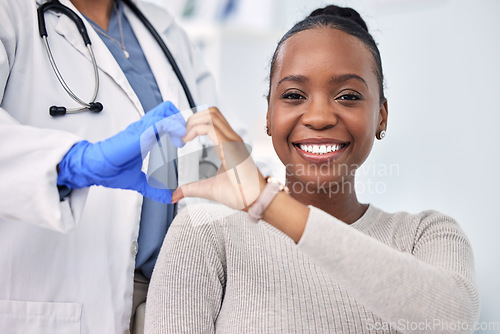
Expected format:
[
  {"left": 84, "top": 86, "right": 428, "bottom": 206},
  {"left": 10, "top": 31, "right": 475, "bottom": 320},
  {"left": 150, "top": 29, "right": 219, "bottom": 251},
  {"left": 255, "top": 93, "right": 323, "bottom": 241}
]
[{"left": 57, "top": 101, "right": 186, "bottom": 204}]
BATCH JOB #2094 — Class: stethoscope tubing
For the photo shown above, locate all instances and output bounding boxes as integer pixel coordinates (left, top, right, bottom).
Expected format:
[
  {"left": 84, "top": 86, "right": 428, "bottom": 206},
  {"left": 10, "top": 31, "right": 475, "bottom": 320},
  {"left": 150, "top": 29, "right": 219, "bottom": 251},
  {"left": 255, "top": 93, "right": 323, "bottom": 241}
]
[
  {"left": 42, "top": 37, "right": 100, "bottom": 113},
  {"left": 38, "top": 0, "right": 197, "bottom": 114}
]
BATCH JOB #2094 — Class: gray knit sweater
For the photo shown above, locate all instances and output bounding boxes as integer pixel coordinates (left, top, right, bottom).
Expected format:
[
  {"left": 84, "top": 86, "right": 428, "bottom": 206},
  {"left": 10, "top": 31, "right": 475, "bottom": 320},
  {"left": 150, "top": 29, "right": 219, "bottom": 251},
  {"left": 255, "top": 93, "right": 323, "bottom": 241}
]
[{"left": 145, "top": 204, "right": 479, "bottom": 333}]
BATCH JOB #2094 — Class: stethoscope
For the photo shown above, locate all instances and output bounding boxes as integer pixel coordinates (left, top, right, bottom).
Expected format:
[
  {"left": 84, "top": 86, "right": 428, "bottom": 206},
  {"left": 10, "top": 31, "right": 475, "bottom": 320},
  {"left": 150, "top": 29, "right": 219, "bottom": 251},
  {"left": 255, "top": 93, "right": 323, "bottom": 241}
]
[
  {"left": 37, "top": 0, "right": 196, "bottom": 116},
  {"left": 37, "top": 0, "right": 218, "bottom": 177}
]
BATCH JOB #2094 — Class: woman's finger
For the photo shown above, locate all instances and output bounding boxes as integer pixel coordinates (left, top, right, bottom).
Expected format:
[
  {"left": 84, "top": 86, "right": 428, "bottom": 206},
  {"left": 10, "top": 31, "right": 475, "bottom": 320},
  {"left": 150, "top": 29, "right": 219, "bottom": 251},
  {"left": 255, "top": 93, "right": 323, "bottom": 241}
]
[
  {"left": 172, "top": 167, "right": 251, "bottom": 211},
  {"left": 182, "top": 124, "right": 217, "bottom": 144},
  {"left": 185, "top": 107, "right": 241, "bottom": 143},
  {"left": 171, "top": 176, "right": 215, "bottom": 204},
  {"left": 183, "top": 117, "right": 241, "bottom": 148},
  {"left": 184, "top": 109, "right": 213, "bottom": 132},
  {"left": 171, "top": 187, "right": 184, "bottom": 204}
]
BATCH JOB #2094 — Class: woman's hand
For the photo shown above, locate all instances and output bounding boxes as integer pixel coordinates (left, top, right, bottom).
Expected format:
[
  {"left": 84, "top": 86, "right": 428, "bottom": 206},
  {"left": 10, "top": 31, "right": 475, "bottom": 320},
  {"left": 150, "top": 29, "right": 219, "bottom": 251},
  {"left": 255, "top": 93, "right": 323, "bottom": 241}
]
[{"left": 172, "top": 107, "right": 265, "bottom": 211}]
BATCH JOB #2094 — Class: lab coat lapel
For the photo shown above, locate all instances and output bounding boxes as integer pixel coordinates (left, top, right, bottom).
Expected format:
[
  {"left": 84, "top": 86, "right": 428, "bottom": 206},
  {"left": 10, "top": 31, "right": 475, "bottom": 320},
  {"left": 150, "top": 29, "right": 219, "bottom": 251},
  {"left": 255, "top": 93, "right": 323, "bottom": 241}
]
[{"left": 53, "top": 0, "right": 144, "bottom": 116}]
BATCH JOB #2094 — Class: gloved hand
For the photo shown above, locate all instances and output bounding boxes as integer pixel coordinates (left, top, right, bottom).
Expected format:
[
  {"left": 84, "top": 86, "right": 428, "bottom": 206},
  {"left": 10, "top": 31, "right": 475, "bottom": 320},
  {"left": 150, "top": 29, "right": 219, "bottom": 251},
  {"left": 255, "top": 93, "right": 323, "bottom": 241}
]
[{"left": 57, "top": 101, "right": 186, "bottom": 204}]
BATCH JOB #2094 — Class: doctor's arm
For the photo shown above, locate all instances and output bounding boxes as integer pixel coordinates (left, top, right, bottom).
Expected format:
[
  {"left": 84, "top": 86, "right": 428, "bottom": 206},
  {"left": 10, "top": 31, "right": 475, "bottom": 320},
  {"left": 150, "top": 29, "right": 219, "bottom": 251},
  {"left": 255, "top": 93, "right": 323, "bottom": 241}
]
[
  {"left": 0, "top": 101, "right": 187, "bottom": 231},
  {"left": 0, "top": 2, "right": 79, "bottom": 231}
]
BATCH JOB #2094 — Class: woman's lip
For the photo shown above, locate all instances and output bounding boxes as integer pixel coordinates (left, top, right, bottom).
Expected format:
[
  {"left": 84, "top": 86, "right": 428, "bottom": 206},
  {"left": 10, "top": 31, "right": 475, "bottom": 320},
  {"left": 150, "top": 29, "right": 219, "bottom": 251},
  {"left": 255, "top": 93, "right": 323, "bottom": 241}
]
[
  {"left": 293, "top": 138, "right": 347, "bottom": 145},
  {"left": 293, "top": 143, "right": 349, "bottom": 163}
]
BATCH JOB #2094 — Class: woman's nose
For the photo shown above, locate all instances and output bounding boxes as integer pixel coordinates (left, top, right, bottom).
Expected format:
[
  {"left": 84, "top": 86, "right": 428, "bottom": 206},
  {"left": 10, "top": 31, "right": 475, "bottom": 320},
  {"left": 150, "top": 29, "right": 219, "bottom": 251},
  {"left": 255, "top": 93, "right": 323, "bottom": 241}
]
[{"left": 300, "top": 99, "right": 338, "bottom": 130}]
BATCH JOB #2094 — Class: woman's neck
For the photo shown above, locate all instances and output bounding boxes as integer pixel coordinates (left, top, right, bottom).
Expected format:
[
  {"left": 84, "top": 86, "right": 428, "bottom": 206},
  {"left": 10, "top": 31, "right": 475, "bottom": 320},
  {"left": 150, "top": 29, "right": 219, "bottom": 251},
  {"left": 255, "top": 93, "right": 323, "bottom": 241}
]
[
  {"left": 71, "top": 0, "right": 114, "bottom": 31},
  {"left": 287, "top": 177, "right": 368, "bottom": 224}
]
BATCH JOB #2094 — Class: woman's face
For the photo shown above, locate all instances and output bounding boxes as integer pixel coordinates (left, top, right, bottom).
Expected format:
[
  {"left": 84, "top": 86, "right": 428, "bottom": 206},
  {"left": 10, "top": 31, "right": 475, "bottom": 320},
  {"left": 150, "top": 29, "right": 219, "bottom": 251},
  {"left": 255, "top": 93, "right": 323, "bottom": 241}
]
[{"left": 267, "top": 27, "right": 387, "bottom": 189}]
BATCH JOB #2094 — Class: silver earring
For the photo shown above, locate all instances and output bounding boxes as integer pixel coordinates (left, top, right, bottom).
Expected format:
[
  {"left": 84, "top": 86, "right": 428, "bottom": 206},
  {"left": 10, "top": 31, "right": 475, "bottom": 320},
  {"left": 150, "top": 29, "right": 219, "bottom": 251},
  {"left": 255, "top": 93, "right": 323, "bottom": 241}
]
[{"left": 379, "top": 130, "right": 386, "bottom": 139}]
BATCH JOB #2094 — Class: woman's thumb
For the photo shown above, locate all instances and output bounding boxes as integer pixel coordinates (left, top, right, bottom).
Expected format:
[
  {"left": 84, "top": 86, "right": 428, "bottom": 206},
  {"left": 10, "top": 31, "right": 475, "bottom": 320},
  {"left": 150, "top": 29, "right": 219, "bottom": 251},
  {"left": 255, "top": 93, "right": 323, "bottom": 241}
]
[
  {"left": 171, "top": 178, "right": 212, "bottom": 203},
  {"left": 171, "top": 187, "right": 184, "bottom": 203}
]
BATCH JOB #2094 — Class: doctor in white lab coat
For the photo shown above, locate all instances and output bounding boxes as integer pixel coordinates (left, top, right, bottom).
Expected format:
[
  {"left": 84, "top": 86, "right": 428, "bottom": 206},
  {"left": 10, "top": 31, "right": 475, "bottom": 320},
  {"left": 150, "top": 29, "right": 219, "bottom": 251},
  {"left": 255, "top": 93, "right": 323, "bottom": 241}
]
[{"left": 0, "top": 0, "right": 217, "bottom": 332}]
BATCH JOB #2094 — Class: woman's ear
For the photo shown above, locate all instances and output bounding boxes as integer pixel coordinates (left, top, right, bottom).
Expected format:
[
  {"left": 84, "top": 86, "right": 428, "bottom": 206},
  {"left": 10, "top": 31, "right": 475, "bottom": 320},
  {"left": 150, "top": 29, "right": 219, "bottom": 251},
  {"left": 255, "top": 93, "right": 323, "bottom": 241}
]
[
  {"left": 266, "top": 107, "right": 272, "bottom": 136},
  {"left": 377, "top": 99, "right": 388, "bottom": 139}
]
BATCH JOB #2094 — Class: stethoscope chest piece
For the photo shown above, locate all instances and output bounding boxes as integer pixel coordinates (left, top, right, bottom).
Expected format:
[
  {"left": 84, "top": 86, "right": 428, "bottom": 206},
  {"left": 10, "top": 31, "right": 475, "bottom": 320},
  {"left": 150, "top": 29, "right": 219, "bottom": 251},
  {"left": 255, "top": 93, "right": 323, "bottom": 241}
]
[{"left": 49, "top": 102, "right": 103, "bottom": 117}]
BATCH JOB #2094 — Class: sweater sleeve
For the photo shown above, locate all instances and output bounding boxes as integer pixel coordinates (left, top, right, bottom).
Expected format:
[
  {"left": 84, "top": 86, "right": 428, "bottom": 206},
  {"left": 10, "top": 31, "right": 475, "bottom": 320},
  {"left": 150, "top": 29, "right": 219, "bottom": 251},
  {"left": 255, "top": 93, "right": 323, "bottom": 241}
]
[
  {"left": 145, "top": 205, "right": 227, "bottom": 333},
  {"left": 297, "top": 206, "right": 479, "bottom": 333}
]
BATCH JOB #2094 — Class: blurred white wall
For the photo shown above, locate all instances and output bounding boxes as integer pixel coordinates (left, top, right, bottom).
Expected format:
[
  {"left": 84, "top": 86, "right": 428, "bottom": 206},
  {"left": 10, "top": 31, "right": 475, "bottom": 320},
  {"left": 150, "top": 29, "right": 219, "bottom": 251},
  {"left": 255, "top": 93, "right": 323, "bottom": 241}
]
[{"left": 148, "top": 0, "right": 500, "bottom": 328}]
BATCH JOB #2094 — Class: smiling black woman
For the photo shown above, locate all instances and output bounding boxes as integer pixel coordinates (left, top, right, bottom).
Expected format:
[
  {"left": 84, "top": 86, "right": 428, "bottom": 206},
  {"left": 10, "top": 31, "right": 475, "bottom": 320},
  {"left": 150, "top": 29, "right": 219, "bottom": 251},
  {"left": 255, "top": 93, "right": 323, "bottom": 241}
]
[{"left": 146, "top": 4, "right": 479, "bottom": 333}]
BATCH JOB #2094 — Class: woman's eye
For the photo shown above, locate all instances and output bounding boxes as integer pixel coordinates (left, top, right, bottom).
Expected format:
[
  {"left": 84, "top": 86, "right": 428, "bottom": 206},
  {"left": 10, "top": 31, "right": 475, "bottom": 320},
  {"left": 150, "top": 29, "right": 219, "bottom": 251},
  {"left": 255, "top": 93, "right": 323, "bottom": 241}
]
[
  {"left": 337, "top": 93, "right": 361, "bottom": 101},
  {"left": 282, "top": 91, "right": 306, "bottom": 100}
]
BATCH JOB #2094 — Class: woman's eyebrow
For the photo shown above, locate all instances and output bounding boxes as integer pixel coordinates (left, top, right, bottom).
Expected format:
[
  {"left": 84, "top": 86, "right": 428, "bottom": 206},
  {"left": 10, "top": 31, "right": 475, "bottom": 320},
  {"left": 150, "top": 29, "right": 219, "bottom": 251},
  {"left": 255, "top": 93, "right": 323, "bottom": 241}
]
[
  {"left": 277, "top": 75, "right": 308, "bottom": 88},
  {"left": 276, "top": 73, "right": 368, "bottom": 88},
  {"left": 330, "top": 73, "right": 368, "bottom": 88}
]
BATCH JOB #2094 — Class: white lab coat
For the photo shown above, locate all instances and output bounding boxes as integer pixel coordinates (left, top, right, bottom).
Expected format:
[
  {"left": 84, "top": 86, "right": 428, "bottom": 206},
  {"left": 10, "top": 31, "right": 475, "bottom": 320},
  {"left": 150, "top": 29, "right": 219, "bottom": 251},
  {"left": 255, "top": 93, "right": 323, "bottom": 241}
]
[{"left": 0, "top": 0, "right": 217, "bottom": 332}]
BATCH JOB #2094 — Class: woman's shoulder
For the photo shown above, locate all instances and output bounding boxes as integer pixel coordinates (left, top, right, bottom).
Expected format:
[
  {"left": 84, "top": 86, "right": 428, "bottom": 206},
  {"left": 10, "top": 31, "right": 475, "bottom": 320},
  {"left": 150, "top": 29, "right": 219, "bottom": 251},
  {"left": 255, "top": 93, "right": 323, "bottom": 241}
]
[
  {"left": 351, "top": 205, "right": 469, "bottom": 252},
  {"left": 373, "top": 206, "right": 462, "bottom": 233},
  {"left": 319, "top": 204, "right": 459, "bottom": 233}
]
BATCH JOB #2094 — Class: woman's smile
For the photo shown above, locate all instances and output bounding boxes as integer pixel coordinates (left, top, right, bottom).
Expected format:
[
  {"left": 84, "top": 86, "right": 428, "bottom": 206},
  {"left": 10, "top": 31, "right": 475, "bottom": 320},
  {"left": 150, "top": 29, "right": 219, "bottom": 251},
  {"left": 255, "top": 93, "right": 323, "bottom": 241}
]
[{"left": 292, "top": 138, "right": 350, "bottom": 164}]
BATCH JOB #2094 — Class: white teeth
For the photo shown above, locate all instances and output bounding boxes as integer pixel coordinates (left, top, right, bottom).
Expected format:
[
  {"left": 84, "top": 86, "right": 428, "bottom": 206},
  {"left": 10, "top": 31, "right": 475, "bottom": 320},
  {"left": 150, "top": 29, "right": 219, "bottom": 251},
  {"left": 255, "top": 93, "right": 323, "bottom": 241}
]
[{"left": 298, "top": 143, "right": 344, "bottom": 155}]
